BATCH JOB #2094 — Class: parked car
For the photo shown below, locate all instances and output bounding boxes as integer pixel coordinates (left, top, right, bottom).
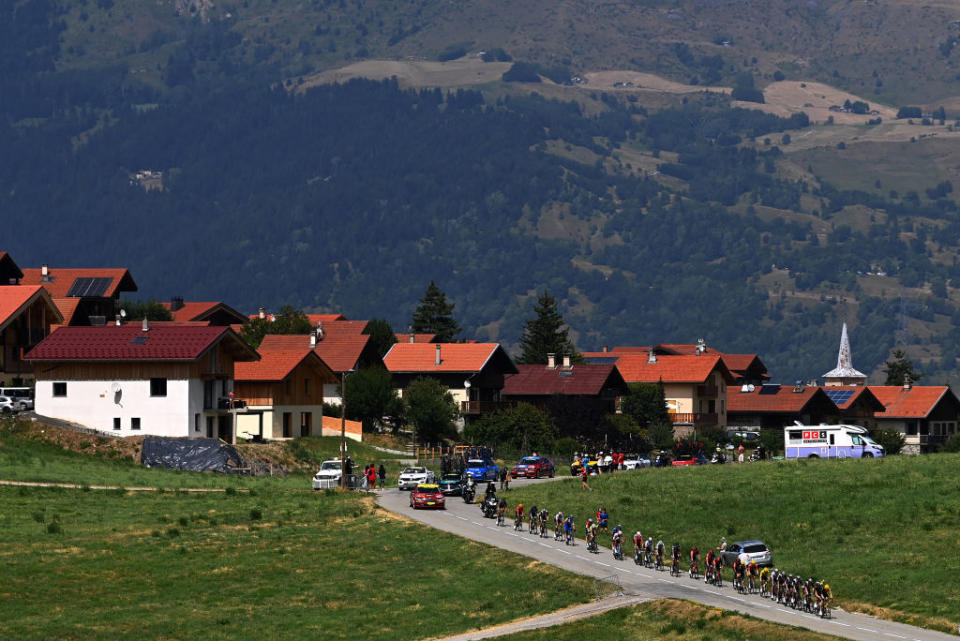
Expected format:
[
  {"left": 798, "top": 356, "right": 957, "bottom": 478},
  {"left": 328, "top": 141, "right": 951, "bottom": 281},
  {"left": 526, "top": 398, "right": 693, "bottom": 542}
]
[
  {"left": 437, "top": 473, "right": 463, "bottom": 496},
  {"left": 464, "top": 458, "right": 499, "bottom": 482},
  {"left": 398, "top": 466, "right": 436, "bottom": 490},
  {"left": 727, "top": 430, "right": 761, "bottom": 443},
  {"left": 511, "top": 456, "right": 555, "bottom": 479},
  {"left": 0, "top": 396, "right": 19, "bottom": 413},
  {"left": 312, "top": 459, "right": 343, "bottom": 489},
  {"left": 0, "top": 388, "right": 33, "bottom": 410},
  {"left": 652, "top": 451, "right": 672, "bottom": 467},
  {"left": 622, "top": 454, "right": 651, "bottom": 470},
  {"left": 409, "top": 483, "right": 445, "bottom": 509},
  {"left": 721, "top": 540, "right": 773, "bottom": 567},
  {"left": 570, "top": 457, "right": 599, "bottom": 476},
  {"left": 671, "top": 453, "right": 709, "bottom": 466}
]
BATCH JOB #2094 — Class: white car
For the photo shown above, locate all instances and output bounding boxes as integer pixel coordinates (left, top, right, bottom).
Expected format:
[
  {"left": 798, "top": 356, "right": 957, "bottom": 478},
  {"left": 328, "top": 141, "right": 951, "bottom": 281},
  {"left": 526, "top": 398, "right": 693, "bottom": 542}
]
[
  {"left": 312, "top": 460, "right": 343, "bottom": 490},
  {"left": 622, "top": 455, "right": 651, "bottom": 470},
  {"left": 0, "top": 396, "right": 22, "bottom": 413},
  {"left": 398, "top": 466, "right": 435, "bottom": 490}
]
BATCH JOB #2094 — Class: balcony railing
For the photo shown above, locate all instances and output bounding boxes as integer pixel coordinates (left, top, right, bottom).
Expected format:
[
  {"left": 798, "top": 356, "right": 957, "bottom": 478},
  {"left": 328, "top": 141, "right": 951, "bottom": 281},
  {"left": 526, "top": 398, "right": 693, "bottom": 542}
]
[
  {"left": 460, "top": 401, "right": 514, "bottom": 415},
  {"left": 669, "top": 412, "right": 718, "bottom": 426}
]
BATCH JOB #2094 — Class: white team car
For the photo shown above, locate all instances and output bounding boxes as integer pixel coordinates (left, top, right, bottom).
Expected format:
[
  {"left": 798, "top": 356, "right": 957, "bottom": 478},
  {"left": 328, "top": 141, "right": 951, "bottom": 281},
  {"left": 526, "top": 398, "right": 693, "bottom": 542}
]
[
  {"left": 622, "top": 455, "right": 651, "bottom": 470},
  {"left": 312, "top": 459, "right": 343, "bottom": 489},
  {"left": 398, "top": 466, "right": 436, "bottom": 490}
]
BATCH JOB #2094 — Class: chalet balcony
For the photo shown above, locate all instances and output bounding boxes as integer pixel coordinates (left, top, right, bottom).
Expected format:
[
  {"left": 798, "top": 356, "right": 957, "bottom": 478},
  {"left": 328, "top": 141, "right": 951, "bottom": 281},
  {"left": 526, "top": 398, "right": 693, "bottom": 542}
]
[
  {"left": 669, "top": 412, "right": 719, "bottom": 427},
  {"left": 460, "top": 400, "right": 514, "bottom": 415},
  {"left": 696, "top": 384, "right": 719, "bottom": 397}
]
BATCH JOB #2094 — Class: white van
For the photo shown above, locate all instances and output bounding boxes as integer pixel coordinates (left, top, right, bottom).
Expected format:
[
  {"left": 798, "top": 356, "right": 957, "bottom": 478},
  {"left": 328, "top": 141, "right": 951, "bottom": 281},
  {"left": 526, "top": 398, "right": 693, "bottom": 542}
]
[
  {"left": 784, "top": 423, "right": 884, "bottom": 459},
  {"left": 1, "top": 388, "right": 33, "bottom": 410}
]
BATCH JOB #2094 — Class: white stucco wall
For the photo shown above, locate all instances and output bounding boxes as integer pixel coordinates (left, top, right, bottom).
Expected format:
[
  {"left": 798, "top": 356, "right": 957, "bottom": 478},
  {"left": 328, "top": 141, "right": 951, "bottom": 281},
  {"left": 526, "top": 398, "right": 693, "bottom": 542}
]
[
  {"left": 36, "top": 378, "right": 210, "bottom": 437},
  {"left": 324, "top": 383, "right": 341, "bottom": 405},
  {"left": 236, "top": 404, "right": 326, "bottom": 440}
]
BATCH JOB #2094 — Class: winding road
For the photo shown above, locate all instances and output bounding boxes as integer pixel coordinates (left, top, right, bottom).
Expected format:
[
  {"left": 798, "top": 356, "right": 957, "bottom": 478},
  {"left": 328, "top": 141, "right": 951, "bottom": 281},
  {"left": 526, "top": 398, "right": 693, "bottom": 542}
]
[{"left": 378, "top": 478, "right": 955, "bottom": 641}]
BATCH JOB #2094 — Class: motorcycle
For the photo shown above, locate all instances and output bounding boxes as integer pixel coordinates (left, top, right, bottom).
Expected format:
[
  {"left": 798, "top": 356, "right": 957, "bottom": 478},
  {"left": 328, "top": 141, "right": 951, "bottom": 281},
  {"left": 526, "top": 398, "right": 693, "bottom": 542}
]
[
  {"left": 462, "top": 485, "right": 475, "bottom": 503},
  {"left": 481, "top": 494, "right": 498, "bottom": 518},
  {"left": 710, "top": 451, "right": 726, "bottom": 464}
]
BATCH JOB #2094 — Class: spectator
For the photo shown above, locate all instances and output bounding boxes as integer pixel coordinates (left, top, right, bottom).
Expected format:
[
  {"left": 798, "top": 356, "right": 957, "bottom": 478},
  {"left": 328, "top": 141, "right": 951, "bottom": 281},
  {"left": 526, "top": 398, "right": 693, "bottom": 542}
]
[
  {"left": 505, "top": 468, "right": 512, "bottom": 491},
  {"left": 367, "top": 464, "right": 377, "bottom": 490},
  {"left": 581, "top": 464, "right": 591, "bottom": 491},
  {"left": 737, "top": 443, "right": 745, "bottom": 464},
  {"left": 378, "top": 464, "right": 386, "bottom": 490},
  {"left": 499, "top": 466, "right": 507, "bottom": 491}
]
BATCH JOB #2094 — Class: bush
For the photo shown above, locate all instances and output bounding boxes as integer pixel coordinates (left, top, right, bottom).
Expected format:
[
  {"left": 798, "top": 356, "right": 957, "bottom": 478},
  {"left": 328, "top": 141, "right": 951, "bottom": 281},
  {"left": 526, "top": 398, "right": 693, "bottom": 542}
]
[
  {"left": 940, "top": 433, "right": 960, "bottom": 452},
  {"left": 502, "top": 62, "right": 541, "bottom": 83},
  {"left": 437, "top": 43, "right": 469, "bottom": 62},
  {"left": 760, "top": 429, "right": 784, "bottom": 456},
  {"left": 46, "top": 522, "right": 62, "bottom": 534},
  {"left": 873, "top": 429, "right": 906, "bottom": 455}
]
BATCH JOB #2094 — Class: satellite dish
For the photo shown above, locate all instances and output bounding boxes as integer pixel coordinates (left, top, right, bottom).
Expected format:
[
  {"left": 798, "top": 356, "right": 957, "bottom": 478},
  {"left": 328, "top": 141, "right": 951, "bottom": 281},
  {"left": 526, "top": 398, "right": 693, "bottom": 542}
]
[
  {"left": 120, "top": 309, "right": 127, "bottom": 318},
  {"left": 111, "top": 382, "right": 121, "bottom": 393},
  {"left": 740, "top": 384, "right": 749, "bottom": 393},
  {"left": 464, "top": 380, "right": 471, "bottom": 389},
  {"left": 747, "top": 384, "right": 756, "bottom": 392}
]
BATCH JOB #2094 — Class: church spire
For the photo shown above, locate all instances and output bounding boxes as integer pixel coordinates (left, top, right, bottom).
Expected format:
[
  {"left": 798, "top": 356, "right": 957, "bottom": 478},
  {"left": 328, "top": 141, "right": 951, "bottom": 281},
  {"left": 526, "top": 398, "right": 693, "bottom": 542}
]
[{"left": 822, "top": 322, "right": 867, "bottom": 386}]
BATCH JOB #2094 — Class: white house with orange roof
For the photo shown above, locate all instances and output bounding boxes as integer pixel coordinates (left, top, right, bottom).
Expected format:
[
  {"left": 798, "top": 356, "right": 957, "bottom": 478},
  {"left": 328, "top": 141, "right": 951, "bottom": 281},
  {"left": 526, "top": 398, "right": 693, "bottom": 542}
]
[
  {"left": 21, "top": 264, "right": 138, "bottom": 327},
  {"left": 869, "top": 383, "right": 960, "bottom": 454},
  {"left": 234, "top": 337, "right": 340, "bottom": 440}
]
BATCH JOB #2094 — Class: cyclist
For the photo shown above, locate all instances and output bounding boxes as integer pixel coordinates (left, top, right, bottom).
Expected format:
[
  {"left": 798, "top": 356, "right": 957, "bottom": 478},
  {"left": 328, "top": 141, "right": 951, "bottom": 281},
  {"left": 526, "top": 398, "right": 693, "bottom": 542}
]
[
  {"left": 633, "top": 531, "right": 644, "bottom": 564},
  {"left": 496, "top": 497, "right": 507, "bottom": 526},
  {"left": 611, "top": 525, "right": 624, "bottom": 560},
  {"left": 804, "top": 578, "right": 815, "bottom": 612},
  {"left": 689, "top": 545, "right": 700, "bottom": 579},
  {"left": 644, "top": 536, "right": 654, "bottom": 567},
  {"left": 539, "top": 508, "right": 549, "bottom": 537},
  {"left": 529, "top": 504, "right": 539, "bottom": 534},
  {"left": 655, "top": 538, "right": 665, "bottom": 570},
  {"left": 564, "top": 514, "right": 575, "bottom": 545},
  {"left": 554, "top": 510, "right": 565, "bottom": 541},
  {"left": 596, "top": 507, "right": 609, "bottom": 534},
  {"left": 585, "top": 518, "right": 597, "bottom": 552},
  {"left": 671, "top": 542, "right": 681, "bottom": 576},
  {"left": 820, "top": 582, "right": 833, "bottom": 617},
  {"left": 748, "top": 560, "right": 759, "bottom": 594},
  {"left": 759, "top": 565, "right": 771, "bottom": 597},
  {"left": 712, "top": 553, "right": 723, "bottom": 587},
  {"left": 514, "top": 503, "right": 524, "bottom": 531},
  {"left": 704, "top": 548, "right": 716, "bottom": 584},
  {"left": 732, "top": 558, "right": 743, "bottom": 592}
]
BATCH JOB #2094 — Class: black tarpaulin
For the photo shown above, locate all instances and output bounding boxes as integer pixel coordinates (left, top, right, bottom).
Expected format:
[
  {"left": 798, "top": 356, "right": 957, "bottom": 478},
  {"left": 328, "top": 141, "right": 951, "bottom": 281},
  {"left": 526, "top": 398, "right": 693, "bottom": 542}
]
[{"left": 141, "top": 437, "right": 246, "bottom": 474}]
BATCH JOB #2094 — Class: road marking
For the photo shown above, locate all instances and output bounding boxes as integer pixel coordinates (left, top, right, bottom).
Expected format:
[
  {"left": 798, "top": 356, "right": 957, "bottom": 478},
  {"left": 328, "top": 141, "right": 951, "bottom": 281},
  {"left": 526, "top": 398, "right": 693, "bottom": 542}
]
[
  {"left": 538, "top": 542, "right": 552, "bottom": 549},
  {"left": 621, "top": 569, "right": 633, "bottom": 574},
  {"left": 455, "top": 515, "right": 468, "bottom": 521},
  {"left": 594, "top": 561, "right": 611, "bottom": 567},
  {"left": 831, "top": 621, "right": 851, "bottom": 627},
  {"left": 777, "top": 608, "right": 792, "bottom": 614},
  {"left": 855, "top": 627, "right": 877, "bottom": 633},
  {"left": 728, "top": 597, "right": 745, "bottom": 603},
  {"left": 657, "top": 578, "right": 674, "bottom": 584},
  {"left": 883, "top": 634, "right": 906, "bottom": 639},
  {"left": 557, "top": 549, "right": 571, "bottom": 555},
  {"left": 471, "top": 521, "right": 484, "bottom": 526}
]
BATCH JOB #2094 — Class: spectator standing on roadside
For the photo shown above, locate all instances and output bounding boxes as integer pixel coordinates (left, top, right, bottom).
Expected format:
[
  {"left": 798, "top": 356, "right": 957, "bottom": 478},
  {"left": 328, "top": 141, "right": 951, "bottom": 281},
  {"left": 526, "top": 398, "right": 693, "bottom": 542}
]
[
  {"left": 367, "top": 464, "right": 377, "bottom": 490},
  {"left": 378, "top": 464, "right": 386, "bottom": 490},
  {"left": 499, "top": 466, "right": 507, "bottom": 491},
  {"left": 581, "top": 464, "right": 591, "bottom": 490},
  {"left": 505, "top": 468, "right": 512, "bottom": 491},
  {"left": 737, "top": 443, "right": 745, "bottom": 464}
]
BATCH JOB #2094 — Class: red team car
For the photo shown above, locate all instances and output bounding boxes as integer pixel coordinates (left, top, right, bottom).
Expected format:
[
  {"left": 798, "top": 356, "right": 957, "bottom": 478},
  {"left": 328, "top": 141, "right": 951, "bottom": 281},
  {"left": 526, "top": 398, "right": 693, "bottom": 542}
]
[
  {"left": 409, "top": 483, "right": 446, "bottom": 509},
  {"left": 511, "top": 456, "right": 556, "bottom": 479}
]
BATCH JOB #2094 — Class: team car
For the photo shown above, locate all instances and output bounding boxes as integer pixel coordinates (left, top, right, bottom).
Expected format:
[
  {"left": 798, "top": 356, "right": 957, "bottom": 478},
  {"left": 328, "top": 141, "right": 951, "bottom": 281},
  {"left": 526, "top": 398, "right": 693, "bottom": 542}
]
[
  {"left": 398, "top": 466, "right": 436, "bottom": 490},
  {"left": 409, "top": 483, "right": 445, "bottom": 509},
  {"left": 622, "top": 454, "right": 651, "bottom": 470},
  {"left": 720, "top": 540, "right": 774, "bottom": 567},
  {"left": 437, "top": 473, "right": 463, "bottom": 496},
  {"left": 570, "top": 456, "right": 599, "bottom": 476},
  {"left": 312, "top": 459, "right": 343, "bottom": 489},
  {"left": 511, "top": 456, "right": 556, "bottom": 478},
  {"left": 464, "top": 458, "right": 499, "bottom": 482}
]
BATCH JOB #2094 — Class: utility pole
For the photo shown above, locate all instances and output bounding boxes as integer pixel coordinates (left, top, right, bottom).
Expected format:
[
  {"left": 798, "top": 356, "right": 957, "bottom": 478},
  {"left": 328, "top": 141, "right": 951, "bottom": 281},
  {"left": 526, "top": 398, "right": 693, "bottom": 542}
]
[{"left": 339, "top": 369, "right": 354, "bottom": 488}]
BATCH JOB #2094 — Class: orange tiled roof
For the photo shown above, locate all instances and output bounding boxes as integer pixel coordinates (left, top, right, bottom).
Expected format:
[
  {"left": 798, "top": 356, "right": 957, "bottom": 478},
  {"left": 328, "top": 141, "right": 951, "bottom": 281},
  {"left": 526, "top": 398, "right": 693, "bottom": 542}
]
[
  {"left": 50, "top": 297, "right": 82, "bottom": 326},
  {"left": 727, "top": 385, "right": 830, "bottom": 413},
  {"left": 869, "top": 385, "right": 952, "bottom": 418},
  {"left": 383, "top": 343, "right": 507, "bottom": 373},
  {"left": 613, "top": 354, "right": 731, "bottom": 384},
  {"left": 21, "top": 268, "right": 137, "bottom": 299},
  {"left": 250, "top": 312, "right": 348, "bottom": 324},
  {"left": 0, "top": 286, "right": 62, "bottom": 330},
  {"left": 258, "top": 332, "right": 372, "bottom": 373},
  {"left": 235, "top": 347, "right": 330, "bottom": 382},
  {"left": 163, "top": 301, "right": 245, "bottom": 324},
  {"left": 395, "top": 333, "right": 437, "bottom": 344}
]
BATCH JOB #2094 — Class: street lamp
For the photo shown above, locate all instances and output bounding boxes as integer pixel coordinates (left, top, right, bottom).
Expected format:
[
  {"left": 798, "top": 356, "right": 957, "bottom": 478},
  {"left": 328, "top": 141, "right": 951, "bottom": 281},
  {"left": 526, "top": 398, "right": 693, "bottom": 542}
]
[{"left": 339, "top": 368, "right": 355, "bottom": 489}]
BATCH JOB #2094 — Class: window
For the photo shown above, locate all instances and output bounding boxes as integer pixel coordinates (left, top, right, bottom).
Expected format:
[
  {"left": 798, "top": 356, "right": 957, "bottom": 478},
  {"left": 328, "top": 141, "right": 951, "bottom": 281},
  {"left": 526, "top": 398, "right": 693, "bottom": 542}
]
[
  {"left": 150, "top": 378, "right": 167, "bottom": 397},
  {"left": 113, "top": 417, "right": 121, "bottom": 431},
  {"left": 131, "top": 417, "right": 141, "bottom": 431},
  {"left": 203, "top": 381, "right": 214, "bottom": 409},
  {"left": 53, "top": 382, "right": 67, "bottom": 397},
  {"left": 708, "top": 400, "right": 716, "bottom": 414},
  {"left": 282, "top": 412, "right": 292, "bottom": 438},
  {"left": 194, "top": 413, "right": 200, "bottom": 432},
  {"left": 206, "top": 416, "right": 215, "bottom": 438}
]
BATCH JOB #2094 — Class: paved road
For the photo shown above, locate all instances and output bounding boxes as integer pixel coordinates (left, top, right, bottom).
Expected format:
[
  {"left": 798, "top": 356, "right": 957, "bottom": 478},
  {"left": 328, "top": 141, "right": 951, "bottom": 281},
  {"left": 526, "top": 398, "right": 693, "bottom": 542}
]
[{"left": 379, "top": 479, "right": 956, "bottom": 641}]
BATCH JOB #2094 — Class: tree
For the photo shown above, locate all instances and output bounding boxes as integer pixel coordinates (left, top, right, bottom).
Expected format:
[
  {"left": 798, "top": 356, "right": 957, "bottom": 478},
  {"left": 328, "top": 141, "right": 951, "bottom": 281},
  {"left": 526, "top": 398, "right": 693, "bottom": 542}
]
[
  {"left": 239, "top": 305, "right": 313, "bottom": 349},
  {"left": 516, "top": 291, "right": 578, "bottom": 364},
  {"left": 410, "top": 281, "right": 461, "bottom": 342},
  {"left": 883, "top": 349, "right": 924, "bottom": 385},
  {"left": 363, "top": 318, "right": 397, "bottom": 359},
  {"left": 119, "top": 299, "right": 172, "bottom": 321},
  {"left": 621, "top": 382, "right": 670, "bottom": 428},
  {"left": 466, "top": 402, "right": 556, "bottom": 453},
  {"left": 404, "top": 377, "right": 459, "bottom": 443},
  {"left": 345, "top": 367, "right": 404, "bottom": 433}
]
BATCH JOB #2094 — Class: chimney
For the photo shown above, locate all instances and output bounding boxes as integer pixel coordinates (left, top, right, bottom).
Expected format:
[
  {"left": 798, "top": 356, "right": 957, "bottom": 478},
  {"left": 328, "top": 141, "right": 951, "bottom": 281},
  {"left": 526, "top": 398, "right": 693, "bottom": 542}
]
[
  {"left": 648, "top": 348, "right": 657, "bottom": 364},
  {"left": 315, "top": 322, "right": 324, "bottom": 341},
  {"left": 696, "top": 338, "right": 706, "bottom": 355},
  {"left": 602, "top": 345, "right": 608, "bottom": 353},
  {"left": 142, "top": 318, "right": 149, "bottom": 332},
  {"left": 435, "top": 344, "right": 442, "bottom": 366},
  {"left": 170, "top": 296, "right": 184, "bottom": 312},
  {"left": 562, "top": 354, "right": 571, "bottom": 368},
  {"left": 258, "top": 307, "right": 266, "bottom": 319},
  {"left": 547, "top": 353, "right": 556, "bottom": 369},
  {"left": 115, "top": 314, "right": 122, "bottom": 327},
  {"left": 310, "top": 333, "right": 317, "bottom": 348},
  {"left": 410, "top": 333, "right": 415, "bottom": 343},
  {"left": 903, "top": 373, "right": 912, "bottom": 391},
  {"left": 41, "top": 264, "right": 50, "bottom": 282}
]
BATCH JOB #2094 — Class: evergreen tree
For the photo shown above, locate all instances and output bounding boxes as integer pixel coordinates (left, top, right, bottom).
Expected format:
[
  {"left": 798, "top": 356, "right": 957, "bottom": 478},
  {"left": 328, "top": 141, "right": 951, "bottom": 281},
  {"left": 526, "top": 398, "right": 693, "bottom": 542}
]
[
  {"left": 362, "top": 318, "right": 397, "bottom": 359},
  {"left": 410, "top": 281, "right": 461, "bottom": 342},
  {"left": 119, "top": 299, "right": 173, "bottom": 322},
  {"left": 883, "top": 349, "right": 924, "bottom": 385},
  {"left": 517, "top": 291, "right": 578, "bottom": 364}
]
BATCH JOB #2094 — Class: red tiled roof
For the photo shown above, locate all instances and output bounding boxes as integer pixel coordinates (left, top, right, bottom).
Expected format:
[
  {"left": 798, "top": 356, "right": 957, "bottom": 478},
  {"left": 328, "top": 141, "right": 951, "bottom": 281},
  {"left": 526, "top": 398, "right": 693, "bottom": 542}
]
[
  {"left": 0, "top": 286, "right": 62, "bottom": 331},
  {"left": 163, "top": 301, "right": 245, "bottom": 324},
  {"left": 614, "top": 354, "right": 731, "bottom": 384},
  {"left": 21, "top": 268, "right": 137, "bottom": 299},
  {"left": 235, "top": 347, "right": 329, "bottom": 382},
  {"left": 395, "top": 333, "right": 437, "bottom": 344},
  {"left": 258, "top": 332, "right": 372, "bottom": 373},
  {"left": 502, "top": 364, "right": 626, "bottom": 396},
  {"left": 25, "top": 325, "right": 257, "bottom": 362},
  {"left": 869, "top": 386, "right": 952, "bottom": 418},
  {"left": 383, "top": 343, "right": 510, "bottom": 373},
  {"left": 727, "top": 385, "right": 830, "bottom": 413}
]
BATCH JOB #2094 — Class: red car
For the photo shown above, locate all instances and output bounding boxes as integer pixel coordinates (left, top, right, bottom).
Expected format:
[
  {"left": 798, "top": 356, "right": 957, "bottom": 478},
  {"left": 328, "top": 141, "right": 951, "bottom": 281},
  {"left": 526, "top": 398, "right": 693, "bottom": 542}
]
[
  {"left": 409, "top": 483, "right": 445, "bottom": 509},
  {"left": 671, "top": 453, "right": 709, "bottom": 466},
  {"left": 511, "top": 456, "right": 556, "bottom": 479}
]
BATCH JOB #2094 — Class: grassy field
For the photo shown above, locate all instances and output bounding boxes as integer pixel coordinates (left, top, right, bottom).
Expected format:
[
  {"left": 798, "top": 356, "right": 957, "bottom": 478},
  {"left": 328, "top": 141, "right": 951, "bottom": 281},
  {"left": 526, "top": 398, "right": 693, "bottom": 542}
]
[
  {"left": 0, "top": 434, "right": 595, "bottom": 640},
  {"left": 507, "top": 455, "right": 960, "bottom": 632},
  {"left": 498, "top": 599, "right": 844, "bottom": 641}
]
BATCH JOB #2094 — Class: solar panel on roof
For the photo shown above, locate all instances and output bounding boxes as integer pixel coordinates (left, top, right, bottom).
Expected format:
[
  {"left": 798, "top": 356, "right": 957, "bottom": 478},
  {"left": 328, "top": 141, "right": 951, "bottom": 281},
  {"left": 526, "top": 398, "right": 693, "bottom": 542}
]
[
  {"left": 758, "top": 385, "right": 781, "bottom": 395},
  {"left": 67, "top": 277, "right": 113, "bottom": 297},
  {"left": 130, "top": 336, "right": 148, "bottom": 345},
  {"left": 824, "top": 389, "right": 855, "bottom": 405}
]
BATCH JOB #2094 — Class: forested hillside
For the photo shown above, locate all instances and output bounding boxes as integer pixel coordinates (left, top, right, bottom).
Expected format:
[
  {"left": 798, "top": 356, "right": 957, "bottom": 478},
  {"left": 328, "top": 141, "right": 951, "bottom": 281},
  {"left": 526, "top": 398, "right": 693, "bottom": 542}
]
[{"left": 5, "top": 0, "right": 960, "bottom": 383}]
